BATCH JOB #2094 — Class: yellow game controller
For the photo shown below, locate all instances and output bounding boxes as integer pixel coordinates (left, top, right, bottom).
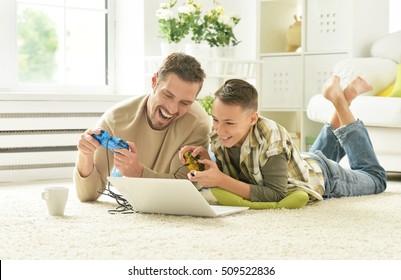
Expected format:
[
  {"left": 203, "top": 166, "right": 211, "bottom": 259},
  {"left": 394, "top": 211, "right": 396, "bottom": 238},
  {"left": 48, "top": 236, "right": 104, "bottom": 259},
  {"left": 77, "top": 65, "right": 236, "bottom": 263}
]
[{"left": 183, "top": 151, "right": 205, "bottom": 171}]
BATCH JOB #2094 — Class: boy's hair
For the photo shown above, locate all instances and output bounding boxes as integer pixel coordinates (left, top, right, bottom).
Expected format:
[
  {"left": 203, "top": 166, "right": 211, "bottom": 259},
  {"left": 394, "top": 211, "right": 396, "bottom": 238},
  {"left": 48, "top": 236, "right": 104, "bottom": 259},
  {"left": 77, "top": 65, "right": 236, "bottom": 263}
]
[
  {"left": 157, "top": 52, "right": 206, "bottom": 95},
  {"left": 214, "top": 79, "right": 258, "bottom": 112}
]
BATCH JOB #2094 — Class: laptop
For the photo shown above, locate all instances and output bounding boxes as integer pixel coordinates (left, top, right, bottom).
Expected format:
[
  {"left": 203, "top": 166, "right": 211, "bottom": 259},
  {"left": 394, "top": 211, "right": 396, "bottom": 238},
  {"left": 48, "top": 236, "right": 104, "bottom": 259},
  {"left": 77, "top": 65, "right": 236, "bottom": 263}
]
[{"left": 107, "top": 177, "right": 248, "bottom": 217}]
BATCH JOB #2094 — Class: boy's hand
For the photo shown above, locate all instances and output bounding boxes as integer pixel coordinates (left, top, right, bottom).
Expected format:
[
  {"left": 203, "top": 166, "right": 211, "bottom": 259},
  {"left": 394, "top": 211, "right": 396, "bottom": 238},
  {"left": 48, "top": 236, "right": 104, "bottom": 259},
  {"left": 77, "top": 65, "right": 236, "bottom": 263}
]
[
  {"left": 178, "top": 145, "right": 209, "bottom": 164},
  {"left": 187, "top": 159, "right": 222, "bottom": 187}
]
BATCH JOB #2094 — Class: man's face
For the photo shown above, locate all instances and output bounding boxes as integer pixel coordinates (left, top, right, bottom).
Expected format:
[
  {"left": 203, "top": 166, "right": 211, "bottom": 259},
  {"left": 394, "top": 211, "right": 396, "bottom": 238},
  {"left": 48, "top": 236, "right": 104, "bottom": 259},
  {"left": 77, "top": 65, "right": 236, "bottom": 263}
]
[{"left": 147, "top": 73, "right": 200, "bottom": 130}]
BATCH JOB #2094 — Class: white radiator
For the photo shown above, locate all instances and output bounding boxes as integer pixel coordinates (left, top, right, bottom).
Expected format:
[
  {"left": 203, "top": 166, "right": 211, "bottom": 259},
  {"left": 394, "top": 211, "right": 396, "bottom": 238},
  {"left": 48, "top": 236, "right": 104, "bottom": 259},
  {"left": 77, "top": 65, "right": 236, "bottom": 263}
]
[{"left": 0, "top": 95, "right": 128, "bottom": 183}]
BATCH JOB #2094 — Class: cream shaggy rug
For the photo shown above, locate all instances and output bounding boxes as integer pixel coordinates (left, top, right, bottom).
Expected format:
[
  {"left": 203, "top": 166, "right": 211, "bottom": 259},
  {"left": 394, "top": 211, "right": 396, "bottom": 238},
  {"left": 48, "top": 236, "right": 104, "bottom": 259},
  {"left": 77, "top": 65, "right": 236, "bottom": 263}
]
[{"left": 1, "top": 175, "right": 401, "bottom": 260}]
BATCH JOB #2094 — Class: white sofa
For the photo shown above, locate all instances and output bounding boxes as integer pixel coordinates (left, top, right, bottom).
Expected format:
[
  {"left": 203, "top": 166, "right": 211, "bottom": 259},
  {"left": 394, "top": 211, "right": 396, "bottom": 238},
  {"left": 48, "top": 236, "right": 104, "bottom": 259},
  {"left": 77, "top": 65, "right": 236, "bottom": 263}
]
[{"left": 307, "top": 31, "right": 401, "bottom": 173}]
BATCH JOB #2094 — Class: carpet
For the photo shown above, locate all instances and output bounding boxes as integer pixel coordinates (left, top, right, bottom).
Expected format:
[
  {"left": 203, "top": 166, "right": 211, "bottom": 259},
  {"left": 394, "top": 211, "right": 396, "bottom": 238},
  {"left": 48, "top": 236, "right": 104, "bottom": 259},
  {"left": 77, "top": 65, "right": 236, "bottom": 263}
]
[{"left": 1, "top": 175, "right": 401, "bottom": 260}]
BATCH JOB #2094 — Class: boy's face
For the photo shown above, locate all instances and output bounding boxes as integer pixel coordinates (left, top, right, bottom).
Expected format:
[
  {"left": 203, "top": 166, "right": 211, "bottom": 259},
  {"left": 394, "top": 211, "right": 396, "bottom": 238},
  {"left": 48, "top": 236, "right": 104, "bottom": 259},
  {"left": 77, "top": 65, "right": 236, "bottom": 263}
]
[
  {"left": 212, "top": 98, "right": 258, "bottom": 148},
  {"left": 147, "top": 73, "right": 199, "bottom": 130}
]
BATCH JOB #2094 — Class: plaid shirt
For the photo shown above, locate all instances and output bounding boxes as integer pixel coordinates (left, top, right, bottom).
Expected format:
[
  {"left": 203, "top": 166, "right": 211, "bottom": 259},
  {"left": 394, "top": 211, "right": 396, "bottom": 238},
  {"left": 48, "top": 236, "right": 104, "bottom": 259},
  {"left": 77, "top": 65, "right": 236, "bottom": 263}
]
[{"left": 210, "top": 117, "right": 324, "bottom": 203}]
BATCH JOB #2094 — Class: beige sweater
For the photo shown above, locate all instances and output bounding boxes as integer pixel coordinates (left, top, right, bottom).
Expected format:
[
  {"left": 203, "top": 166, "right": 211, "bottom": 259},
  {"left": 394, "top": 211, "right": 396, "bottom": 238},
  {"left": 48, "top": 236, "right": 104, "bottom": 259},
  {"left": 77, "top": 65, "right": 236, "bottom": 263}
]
[{"left": 73, "top": 94, "right": 211, "bottom": 201}]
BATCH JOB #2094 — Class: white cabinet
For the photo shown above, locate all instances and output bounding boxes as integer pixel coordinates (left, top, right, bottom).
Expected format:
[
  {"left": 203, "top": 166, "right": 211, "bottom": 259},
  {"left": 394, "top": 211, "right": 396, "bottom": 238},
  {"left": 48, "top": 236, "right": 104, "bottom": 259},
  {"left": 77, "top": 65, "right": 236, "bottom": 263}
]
[
  {"left": 257, "top": 0, "right": 389, "bottom": 151},
  {"left": 261, "top": 55, "right": 302, "bottom": 108},
  {"left": 305, "top": 0, "right": 350, "bottom": 52}
]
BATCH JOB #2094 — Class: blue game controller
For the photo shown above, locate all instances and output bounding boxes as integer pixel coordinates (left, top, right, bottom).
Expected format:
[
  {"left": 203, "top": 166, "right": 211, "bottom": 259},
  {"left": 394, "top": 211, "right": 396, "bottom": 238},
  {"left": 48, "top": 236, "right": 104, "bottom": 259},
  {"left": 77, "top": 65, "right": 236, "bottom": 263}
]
[{"left": 92, "top": 129, "right": 129, "bottom": 153}]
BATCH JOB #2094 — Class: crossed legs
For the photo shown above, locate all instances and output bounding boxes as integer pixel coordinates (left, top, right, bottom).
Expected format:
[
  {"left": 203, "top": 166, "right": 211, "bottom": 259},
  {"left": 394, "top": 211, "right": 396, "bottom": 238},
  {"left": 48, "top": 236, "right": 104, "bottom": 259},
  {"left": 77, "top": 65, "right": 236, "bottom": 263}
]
[
  {"left": 309, "top": 76, "right": 371, "bottom": 162},
  {"left": 309, "top": 76, "right": 386, "bottom": 197}
]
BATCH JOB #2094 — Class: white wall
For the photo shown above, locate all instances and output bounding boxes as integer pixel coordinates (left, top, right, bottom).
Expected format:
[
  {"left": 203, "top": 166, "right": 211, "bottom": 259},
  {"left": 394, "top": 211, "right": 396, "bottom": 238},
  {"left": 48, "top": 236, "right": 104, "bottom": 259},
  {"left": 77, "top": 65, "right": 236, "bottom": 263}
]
[
  {"left": 115, "top": 0, "right": 145, "bottom": 95},
  {"left": 0, "top": 0, "right": 17, "bottom": 90},
  {"left": 389, "top": 0, "right": 401, "bottom": 32},
  {"left": 219, "top": 0, "right": 258, "bottom": 59}
]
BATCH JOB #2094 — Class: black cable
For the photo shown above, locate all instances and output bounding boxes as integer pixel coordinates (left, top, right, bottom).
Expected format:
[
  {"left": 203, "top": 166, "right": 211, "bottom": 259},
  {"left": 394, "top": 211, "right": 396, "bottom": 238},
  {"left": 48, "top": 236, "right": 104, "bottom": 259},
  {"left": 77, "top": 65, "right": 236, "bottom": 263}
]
[
  {"left": 173, "top": 163, "right": 189, "bottom": 179},
  {"left": 97, "top": 137, "right": 136, "bottom": 214}
]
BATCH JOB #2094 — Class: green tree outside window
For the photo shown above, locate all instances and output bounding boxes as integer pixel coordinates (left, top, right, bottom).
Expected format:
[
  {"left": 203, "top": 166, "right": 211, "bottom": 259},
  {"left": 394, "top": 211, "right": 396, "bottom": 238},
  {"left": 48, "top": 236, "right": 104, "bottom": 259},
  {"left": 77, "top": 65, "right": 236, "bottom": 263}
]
[{"left": 18, "top": 8, "right": 58, "bottom": 83}]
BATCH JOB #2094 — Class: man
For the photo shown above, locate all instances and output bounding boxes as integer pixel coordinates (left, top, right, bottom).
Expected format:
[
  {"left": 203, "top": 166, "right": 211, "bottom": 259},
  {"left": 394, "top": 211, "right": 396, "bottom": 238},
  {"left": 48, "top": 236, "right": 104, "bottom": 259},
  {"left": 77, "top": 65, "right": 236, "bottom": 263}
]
[{"left": 74, "top": 53, "right": 211, "bottom": 202}]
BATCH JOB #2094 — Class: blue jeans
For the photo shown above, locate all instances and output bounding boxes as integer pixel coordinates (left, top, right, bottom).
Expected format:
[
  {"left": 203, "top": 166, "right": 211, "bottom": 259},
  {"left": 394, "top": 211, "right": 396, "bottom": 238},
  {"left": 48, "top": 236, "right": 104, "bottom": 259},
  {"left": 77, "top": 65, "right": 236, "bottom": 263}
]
[{"left": 307, "top": 120, "right": 387, "bottom": 198}]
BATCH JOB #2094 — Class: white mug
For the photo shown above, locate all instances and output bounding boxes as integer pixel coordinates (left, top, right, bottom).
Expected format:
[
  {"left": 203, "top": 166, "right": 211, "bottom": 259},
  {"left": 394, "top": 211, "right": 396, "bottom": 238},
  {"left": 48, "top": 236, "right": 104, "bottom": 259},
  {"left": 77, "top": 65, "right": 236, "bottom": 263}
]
[{"left": 41, "top": 187, "right": 69, "bottom": 216}]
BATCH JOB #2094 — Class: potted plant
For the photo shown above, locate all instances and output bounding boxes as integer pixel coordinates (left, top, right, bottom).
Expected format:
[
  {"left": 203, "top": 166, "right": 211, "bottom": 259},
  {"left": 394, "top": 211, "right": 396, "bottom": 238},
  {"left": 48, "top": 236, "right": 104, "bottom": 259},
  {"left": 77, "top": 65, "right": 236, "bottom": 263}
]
[
  {"left": 182, "top": 0, "right": 204, "bottom": 44},
  {"left": 156, "top": 0, "right": 191, "bottom": 56},
  {"left": 156, "top": 0, "right": 241, "bottom": 59},
  {"left": 180, "top": 0, "right": 210, "bottom": 59},
  {"left": 198, "top": 94, "right": 213, "bottom": 116},
  {"left": 204, "top": 4, "right": 241, "bottom": 57}
]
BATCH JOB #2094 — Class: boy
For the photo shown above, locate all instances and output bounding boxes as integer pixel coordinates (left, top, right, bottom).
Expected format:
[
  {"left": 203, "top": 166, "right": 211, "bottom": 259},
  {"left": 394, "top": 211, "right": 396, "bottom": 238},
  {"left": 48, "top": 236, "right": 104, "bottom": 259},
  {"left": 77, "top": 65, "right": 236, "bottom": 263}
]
[{"left": 179, "top": 77, "right": 386, "bottom": 203}]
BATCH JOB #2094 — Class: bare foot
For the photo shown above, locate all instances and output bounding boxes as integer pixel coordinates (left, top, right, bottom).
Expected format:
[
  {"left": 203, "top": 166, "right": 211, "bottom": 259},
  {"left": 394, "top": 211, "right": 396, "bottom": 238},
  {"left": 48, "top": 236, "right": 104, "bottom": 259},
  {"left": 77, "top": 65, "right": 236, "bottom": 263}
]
[
  {"left": 324, "top": 75, "right": 356, "bottom": 126},
  {"left": 323, "top": 75, "right": 347, "bottom": 106},
  {"left": 343, "top": 76, "right": 372, "bottom": 104}
]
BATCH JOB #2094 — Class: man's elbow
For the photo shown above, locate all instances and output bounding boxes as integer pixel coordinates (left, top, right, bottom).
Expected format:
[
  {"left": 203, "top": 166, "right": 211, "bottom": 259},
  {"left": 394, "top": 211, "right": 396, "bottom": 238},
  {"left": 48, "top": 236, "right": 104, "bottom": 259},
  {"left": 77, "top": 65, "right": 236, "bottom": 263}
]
[{"left": 76, "top": 189, "right": 101, "bottom": 202}]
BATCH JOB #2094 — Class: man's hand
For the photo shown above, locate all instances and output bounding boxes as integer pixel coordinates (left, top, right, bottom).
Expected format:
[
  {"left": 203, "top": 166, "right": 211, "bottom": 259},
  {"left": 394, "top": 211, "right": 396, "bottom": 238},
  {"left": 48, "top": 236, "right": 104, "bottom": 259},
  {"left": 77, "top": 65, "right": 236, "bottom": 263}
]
[
  {"left": 76, "top": 128, "right": 102, "bottom": 177},
  {"left": 77, "top": 128, "right": 102, "bottom": 155},
  {"left": 113, "top": 141, "right": 144, "bottom": 177}
]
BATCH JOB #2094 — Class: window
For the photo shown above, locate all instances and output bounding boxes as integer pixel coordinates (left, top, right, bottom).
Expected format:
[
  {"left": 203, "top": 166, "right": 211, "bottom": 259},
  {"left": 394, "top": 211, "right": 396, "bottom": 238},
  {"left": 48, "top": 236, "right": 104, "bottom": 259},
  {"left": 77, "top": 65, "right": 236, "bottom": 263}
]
[{"left": 0, "top": 0, "right": 115, "bottom": 94}]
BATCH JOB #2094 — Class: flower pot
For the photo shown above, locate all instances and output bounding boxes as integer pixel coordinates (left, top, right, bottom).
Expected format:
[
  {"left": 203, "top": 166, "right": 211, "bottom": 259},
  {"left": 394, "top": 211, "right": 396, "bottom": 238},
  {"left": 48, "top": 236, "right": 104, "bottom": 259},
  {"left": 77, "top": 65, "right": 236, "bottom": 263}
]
[
  {"left": 211, "top": 46, "right": 236, "bottom": 75},
  {"left": 160, "top": 41, "right": 185, "bottom": 58},
  {"left": 185, "top": 43, "right": 212, "bottom": 72},
  {"left": 212, "top": 46, "right": 236, "bottom": 59},
  {"left": 185, "top": 43, "right": 211, "bottom": 59}
]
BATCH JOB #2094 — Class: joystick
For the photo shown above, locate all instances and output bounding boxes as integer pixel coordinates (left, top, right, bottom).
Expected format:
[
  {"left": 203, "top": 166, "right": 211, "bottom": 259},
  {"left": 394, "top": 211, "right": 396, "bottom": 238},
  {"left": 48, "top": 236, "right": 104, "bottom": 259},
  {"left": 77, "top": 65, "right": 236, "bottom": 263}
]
[
  {"left": 183, "top": 151, "right": 205, "bottom": 171},
  {"left": 92, "top": 129, "right": 129, "bottom": 153}
]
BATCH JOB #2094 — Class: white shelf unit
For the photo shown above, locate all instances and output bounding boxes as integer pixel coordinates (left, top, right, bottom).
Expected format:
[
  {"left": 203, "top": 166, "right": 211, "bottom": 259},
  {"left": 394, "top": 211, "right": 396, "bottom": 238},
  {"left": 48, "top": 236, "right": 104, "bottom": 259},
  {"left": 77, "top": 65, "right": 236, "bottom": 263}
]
[
  {"left": 257, "top": 0, "right": 389, "bottom": 151},
  {"left": 144, "top": 56, "right": 261, "bottom": 98},
  {"left": 145, "top": 56, "right": 260, "bottom": 79}
]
